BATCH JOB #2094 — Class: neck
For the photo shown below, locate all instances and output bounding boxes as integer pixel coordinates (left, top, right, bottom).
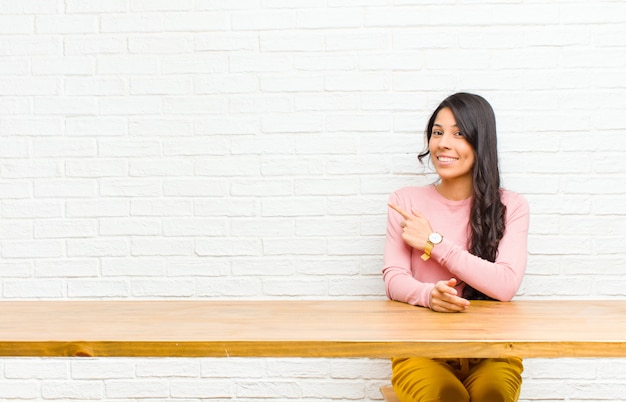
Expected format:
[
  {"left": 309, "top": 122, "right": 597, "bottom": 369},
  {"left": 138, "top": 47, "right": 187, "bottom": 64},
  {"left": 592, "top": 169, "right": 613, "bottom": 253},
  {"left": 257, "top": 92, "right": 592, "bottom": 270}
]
[{"left": 435, "top": 179, "right": 473, "bottom": 201}]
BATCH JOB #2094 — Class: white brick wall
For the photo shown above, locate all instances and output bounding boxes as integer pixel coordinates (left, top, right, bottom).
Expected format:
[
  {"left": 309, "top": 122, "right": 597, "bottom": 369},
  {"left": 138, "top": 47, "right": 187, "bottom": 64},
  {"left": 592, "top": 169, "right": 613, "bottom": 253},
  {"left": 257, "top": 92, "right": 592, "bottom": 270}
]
[{"left": 1, "top": 0, "right": 625, "bottom": 400}]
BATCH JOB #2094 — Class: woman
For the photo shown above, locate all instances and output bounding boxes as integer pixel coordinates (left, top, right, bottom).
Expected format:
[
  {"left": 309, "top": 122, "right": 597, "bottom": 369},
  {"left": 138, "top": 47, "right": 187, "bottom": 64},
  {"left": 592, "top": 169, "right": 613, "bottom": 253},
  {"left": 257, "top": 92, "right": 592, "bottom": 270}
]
[{"left": 383, "top": 93, "right": 529, "bottom": 402}]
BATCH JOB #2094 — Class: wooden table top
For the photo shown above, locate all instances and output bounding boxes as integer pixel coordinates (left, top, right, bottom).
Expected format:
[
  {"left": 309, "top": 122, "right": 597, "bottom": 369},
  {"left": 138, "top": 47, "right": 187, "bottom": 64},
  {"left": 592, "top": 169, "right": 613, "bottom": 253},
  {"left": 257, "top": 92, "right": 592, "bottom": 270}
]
[{"left": 1, "top": 299, "right": 625, "bottom": 358}]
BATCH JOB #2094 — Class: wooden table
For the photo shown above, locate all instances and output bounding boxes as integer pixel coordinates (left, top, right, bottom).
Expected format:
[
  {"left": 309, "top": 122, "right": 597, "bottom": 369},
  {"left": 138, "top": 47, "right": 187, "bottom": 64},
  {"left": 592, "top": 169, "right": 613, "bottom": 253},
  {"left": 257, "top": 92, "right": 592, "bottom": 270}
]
[{"left": 1, "top": 300, "right": 625, "bottom": 358}]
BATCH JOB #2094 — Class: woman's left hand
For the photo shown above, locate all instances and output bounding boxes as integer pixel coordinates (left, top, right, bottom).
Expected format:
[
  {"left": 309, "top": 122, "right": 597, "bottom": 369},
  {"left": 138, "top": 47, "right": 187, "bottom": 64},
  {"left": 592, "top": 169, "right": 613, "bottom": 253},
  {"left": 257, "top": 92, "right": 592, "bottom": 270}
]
[{"left": 388, "top": 203, "right": 433, "bottom": 251}]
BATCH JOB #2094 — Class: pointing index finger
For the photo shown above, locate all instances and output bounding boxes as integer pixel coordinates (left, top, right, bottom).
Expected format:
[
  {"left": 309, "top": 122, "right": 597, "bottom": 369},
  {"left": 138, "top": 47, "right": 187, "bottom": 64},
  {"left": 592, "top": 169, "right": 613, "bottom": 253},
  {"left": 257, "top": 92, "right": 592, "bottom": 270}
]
[{"left": 387, "top": 203, "right": 412, "bottom": 219}]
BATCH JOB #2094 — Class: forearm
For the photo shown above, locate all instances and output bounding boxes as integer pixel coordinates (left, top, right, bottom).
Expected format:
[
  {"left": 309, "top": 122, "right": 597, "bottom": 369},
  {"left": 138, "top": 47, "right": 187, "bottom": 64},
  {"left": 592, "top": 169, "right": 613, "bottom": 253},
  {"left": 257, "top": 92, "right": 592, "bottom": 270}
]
[{"left": 382, "top": 266, "right": 435, "bottom": 308}]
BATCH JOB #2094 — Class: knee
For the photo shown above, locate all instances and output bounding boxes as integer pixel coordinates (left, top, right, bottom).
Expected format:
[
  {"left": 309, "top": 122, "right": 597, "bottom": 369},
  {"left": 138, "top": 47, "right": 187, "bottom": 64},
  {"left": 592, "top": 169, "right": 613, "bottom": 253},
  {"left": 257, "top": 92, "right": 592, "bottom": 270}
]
[
  {"left": 468, "top": 379, "right": 521, "bottom": 402},
  {"left": 394, "top": 379, "right": 469, "bottom": 402},
  {"left": 432, "top": 382, "right": 470, "bottom": 402}
]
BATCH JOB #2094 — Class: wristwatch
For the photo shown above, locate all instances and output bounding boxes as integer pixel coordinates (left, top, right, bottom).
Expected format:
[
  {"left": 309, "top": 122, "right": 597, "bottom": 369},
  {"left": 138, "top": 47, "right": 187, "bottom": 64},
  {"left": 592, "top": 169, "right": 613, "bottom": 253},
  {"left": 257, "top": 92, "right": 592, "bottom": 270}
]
[{"left": 420, "top": 232, "right": 443, "bottom": 261}]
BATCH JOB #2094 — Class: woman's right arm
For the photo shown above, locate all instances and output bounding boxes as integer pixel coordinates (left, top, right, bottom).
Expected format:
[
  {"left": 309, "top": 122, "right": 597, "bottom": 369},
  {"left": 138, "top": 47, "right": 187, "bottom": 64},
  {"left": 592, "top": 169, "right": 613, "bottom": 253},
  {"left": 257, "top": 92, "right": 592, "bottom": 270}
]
[{"left": 382, "top": 192, "right": 436, "bottom": 308}]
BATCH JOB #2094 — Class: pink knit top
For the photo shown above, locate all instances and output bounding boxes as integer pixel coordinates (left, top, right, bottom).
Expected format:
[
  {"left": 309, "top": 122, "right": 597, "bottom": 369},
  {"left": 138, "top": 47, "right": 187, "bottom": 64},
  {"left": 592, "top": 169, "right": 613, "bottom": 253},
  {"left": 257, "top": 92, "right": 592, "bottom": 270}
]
[{"left": 383, "top": 185, "right": 530, "bottom": 308}]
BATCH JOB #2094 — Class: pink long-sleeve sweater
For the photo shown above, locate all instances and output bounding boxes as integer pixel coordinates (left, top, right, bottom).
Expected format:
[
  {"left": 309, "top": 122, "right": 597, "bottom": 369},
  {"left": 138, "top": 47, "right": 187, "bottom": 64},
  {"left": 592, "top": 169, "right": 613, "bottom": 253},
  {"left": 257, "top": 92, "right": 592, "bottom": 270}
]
[{"left": 382, "top": 184, "right": 530, "bottom": 308}]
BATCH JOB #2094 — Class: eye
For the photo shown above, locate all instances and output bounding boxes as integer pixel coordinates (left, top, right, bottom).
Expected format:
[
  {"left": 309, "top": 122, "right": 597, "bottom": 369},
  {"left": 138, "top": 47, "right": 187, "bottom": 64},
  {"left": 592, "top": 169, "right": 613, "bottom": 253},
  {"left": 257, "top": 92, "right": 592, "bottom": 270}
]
[
  {"left": 454, "top": 131, "right": 464, "bottom": 137},
  {"left": 432, "top": 130, "right": 443, "bottom": 136}
]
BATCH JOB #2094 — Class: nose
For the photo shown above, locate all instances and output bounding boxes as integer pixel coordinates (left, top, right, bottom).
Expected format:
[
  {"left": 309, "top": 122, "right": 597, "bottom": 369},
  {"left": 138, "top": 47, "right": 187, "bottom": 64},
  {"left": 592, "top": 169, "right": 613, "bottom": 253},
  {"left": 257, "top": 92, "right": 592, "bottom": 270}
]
[{"left": 437, "top": 132, "right": 452, "bottom": 149}]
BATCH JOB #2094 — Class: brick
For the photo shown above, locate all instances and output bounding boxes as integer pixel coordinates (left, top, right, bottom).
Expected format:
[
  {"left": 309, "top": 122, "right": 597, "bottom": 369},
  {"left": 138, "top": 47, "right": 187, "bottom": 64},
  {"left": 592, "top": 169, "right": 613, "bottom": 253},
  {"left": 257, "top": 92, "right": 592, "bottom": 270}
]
[
  {"left": 2, "top": 200, "right": 63, "bottom": 218},
  {"left": 0, "top": 35, "right": 60, "bottom": 56},
  {"left": 130, "top": 0, "right": 193, "bottom": 11},
  {"left": 0, "top": 137, "right": 29, "bottom": 157},
  {"left": 34, "top": 179, "right": 98, "bottom": 198},
  {"left": 206, "top": 223, "right": 259, "bottom": 248},
  {"left": 0, "top": 77, "right": 58, "bottom": 95},
  {"left": 32, "top": 138, "right": 96, "bottom": 157},
  {"left": 71, "top": 360, "right": 134, "bottom": 379},
  {"left": 129, "top": 35, "right": 194, "bottom": 54},
  {"left": 100, "top": 179, "right": 162, "bottom": 197},
  {"left": 0, "top": 220, "right": 32, "bottom": 238},
  {"left": 163, "top": 96, "right": 227, "bottom": 115},
  {"left": 162, "top": 218, "right": 227, "bottom": 236},
  {"left": 0, "top": 382, "right": 41, "bottom": 398},
  {"left": 195, "top": 238, "right": 261, "bottom": 257},
  {"left": 34, "top": 97, "right": 98, "bottom": 116},
  {"left": 96, "top": 55, "right": 161, "bottom": 74},
  {"left": 129, "top": 158, "right": 195, "bottom": 176},
  {"left": 129, "top": 118, "right": 193, "bottom": 136},
  {"left": 260, "top": 32, "right": 325, "bottom": 52},
  {"left": 231, "top": 10, "right": 294, "bottom": 30},
  {"left": 67, "top": 279, "right": 129, "bottom": 297},
  {"left": 99, "top": 218, "right": 162, "bottom": 236},
  {"left": 166, "top": 257, "right": 228, "bottom": 277},
  {"left": 163, "top": 138, "right": 228, "bottom": 156},
  {"left": 262, "top": 113, "right": 323, "bottom": 134},
  {"left": 161, "top": 54, "right": 228, "bottom": 74},
  {"left": 230, "top": 54, "right": 293, "bottom": 73},
  {"left": 66, "top": 199, "right": 129, "bottom": 218},
  {"left": 65, "top": 0, "right": 127, "bottom": 13},
  {"left": 1, "top": 240, "right": 64, "bottom": 258},
  {"left": 64, "top": 35, "right": 127, "bottom": 55},
  {"left": 34, "top": 219, "right": 98, "bottom": 239},
  {"left": 0, "top": 117, "right": 62, "bottom": 135},
  {"left": 231, "top": 258, "right": 295, "bottom": 276},
  {"left": 131, "top": 279, "right": 195, "bottom": 297},
  {"left": 325, "top": 72, "right": 391, "bottom": 91},
  {"left": 104, "top": 380, "right": 169, "bottom": 398},
  {"left": 196, "top": 277, "right": 262, "bottom": 297},
  {"left": 259, "top": 157, "right": 324, "bottom": 176},
  {"left": 4, "top": 360, "right": 68, "bottom": 379},
  {"left": 163, "top": 178, "right": 228, "bottom": 196},
  {"left": 262, "top": 238, "right": 326, "bottom": 255},
  {"left": 136, "top": 359, "right": 200, "bottom": 377},
  {"left": 35, "top": 259, "right": 99, "bottom": 278},
  {"left": 170, "top": 380, "right": 232, "bottom": 398},
  {"left": 3, "top": 279, "right": 64, "bottom": 298},
  {"left": 67, "top": 238, "right": 129, "bottom": 257},
  {"left": 195, "top": 32, "right": 258, "bottom": 51},
  {"left": 130, "top": 77, "right": 193, "bottom": 95},
  {"left": 163, "top": 11, "right": 230, "bottom": 31},
  {"left": 260, "top": 74, "right": 324, "bottom": 93},
  {"left": 194, "top": 198, "right": 257, "bottom": 217},
  {"left": 131, "top": 238, "right": 194, "bottom": 256},
  {"left": 100, "top": 14, "right": 163, "bottom": 33},
  {"left": 296, "top": 8, "right": 362, "bottom": 29},
  {"left": 65, "top": 159, "right": 128, "bottom": 178},
  {"left": 263, "top": 279, "right": 328, "bottom": 296},
  {"left": 261, "top": 198, "right": 326, "bottom": 217},
  {"left": 35, "top": 15, "right": 98, "bottom": 34},
  {"left": 64, "top": 78, "right": 126, "bottom": 96},
  {"left": 195, "top": 74, "right": 259, "bottom": 94},
  {"left": 229, "top": 95, "right": 291, "bottom": 114},
  {"left": 131, "top": 199, "right": 193, "bottom": 217},
  {"left": 102, "top": 257, "right": 165, "bottom": 277}
]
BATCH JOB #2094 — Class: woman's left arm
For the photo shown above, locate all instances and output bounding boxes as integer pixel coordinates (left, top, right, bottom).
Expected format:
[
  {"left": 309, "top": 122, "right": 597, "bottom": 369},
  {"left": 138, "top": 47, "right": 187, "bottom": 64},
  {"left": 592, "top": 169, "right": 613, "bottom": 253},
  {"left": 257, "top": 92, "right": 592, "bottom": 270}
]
[{"left": 431, "top": 193, "right": 530, "bottom": 301}]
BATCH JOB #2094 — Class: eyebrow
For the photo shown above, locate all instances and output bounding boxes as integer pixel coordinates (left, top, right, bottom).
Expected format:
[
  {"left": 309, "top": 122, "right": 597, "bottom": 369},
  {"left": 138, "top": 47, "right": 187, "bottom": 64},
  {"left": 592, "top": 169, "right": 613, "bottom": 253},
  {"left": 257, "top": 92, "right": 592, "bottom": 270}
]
[{"left": 432, "top": 123, "right": 459, "bottom": 128}]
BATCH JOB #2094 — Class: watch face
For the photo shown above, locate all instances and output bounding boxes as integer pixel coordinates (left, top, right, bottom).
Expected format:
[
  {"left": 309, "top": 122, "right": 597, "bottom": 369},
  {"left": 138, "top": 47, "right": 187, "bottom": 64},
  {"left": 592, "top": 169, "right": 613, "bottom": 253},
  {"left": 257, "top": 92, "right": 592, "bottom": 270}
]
[{"left": 429, "top": 232, "right": 443, "bottom": 244}]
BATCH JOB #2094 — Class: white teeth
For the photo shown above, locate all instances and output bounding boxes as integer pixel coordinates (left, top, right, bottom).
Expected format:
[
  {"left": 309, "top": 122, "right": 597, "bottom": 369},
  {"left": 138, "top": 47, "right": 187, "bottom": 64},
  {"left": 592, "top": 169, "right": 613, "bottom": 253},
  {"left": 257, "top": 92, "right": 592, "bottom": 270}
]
[{"left": 438, "top": 156, "right": 457, "bottom": 162}]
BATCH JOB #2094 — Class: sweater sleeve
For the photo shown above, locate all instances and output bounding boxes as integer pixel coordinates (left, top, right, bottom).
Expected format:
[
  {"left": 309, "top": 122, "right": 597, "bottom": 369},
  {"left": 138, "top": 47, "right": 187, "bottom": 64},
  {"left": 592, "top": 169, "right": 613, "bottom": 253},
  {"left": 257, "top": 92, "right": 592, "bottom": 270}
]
[
  {"left": 382, "top": 191, "right": 436, "bottom": 308},
  {"left": 430, "top": 192, "right": 530, "bottom": 301}
]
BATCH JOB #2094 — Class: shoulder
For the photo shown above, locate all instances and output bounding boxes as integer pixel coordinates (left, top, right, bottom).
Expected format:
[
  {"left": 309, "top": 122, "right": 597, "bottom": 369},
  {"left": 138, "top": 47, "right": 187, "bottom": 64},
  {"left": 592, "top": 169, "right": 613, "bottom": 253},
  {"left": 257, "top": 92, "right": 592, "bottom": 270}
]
[
  {"left": 500, "top": 188, "right": 528, "bottom": 206},
  {"left": 389, "top": 185, "right": 434, "bottom": 203},
  {"left": 500, "top": 188, "right": 530, "bottom": 216}
]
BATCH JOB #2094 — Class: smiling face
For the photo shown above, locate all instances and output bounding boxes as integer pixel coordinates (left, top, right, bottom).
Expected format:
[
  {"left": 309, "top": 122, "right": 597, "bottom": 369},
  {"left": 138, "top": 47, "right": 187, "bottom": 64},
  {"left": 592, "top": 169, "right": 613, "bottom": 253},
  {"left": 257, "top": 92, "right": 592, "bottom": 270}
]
[{"left": 429, "top": 107, "right": 475, "bottom": 188}]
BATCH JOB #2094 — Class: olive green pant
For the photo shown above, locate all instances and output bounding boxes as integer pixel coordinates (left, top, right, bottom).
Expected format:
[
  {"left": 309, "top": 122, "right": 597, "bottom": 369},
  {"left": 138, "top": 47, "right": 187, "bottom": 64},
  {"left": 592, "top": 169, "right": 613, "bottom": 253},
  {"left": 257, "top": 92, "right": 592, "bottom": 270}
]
[{"left": 391, "top": 357, "right": 523, "bottom": 402}]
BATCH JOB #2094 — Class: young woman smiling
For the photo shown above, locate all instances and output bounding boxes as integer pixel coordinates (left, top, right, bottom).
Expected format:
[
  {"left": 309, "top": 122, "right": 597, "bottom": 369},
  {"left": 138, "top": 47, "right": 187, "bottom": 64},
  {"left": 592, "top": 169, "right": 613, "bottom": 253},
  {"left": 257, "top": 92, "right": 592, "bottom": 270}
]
[{"left": 383, "top": 93, "right": 530, "bottom": 401}]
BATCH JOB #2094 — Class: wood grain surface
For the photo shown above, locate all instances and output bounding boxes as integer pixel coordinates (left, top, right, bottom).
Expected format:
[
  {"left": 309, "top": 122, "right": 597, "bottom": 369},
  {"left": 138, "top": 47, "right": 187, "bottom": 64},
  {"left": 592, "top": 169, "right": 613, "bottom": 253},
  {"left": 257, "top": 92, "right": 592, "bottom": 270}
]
[{"left": 1, "top": 300, "right": 625, "bottom": 358}]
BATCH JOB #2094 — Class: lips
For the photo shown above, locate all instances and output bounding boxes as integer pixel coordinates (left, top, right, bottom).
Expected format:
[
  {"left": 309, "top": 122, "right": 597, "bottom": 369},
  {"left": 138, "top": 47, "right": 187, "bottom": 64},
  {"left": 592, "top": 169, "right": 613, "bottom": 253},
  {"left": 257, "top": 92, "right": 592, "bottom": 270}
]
[{"left": 437, "top": 155, "right": 458, "bottom": 163}]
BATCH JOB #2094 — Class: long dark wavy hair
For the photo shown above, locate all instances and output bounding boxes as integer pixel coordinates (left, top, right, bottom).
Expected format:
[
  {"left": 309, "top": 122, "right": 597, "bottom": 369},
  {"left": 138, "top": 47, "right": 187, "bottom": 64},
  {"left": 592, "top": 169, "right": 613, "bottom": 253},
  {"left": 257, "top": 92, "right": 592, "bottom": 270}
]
[{"left": 418, "top": 93, "right": 506, "bottom": 300}]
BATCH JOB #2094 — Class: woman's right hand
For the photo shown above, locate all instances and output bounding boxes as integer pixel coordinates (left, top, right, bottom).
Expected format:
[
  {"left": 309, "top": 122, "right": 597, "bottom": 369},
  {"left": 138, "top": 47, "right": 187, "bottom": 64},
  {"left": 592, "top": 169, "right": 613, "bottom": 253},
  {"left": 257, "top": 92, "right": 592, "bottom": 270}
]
[{"left": 429, "top": 278, "right": 470, "bottom": 313}]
